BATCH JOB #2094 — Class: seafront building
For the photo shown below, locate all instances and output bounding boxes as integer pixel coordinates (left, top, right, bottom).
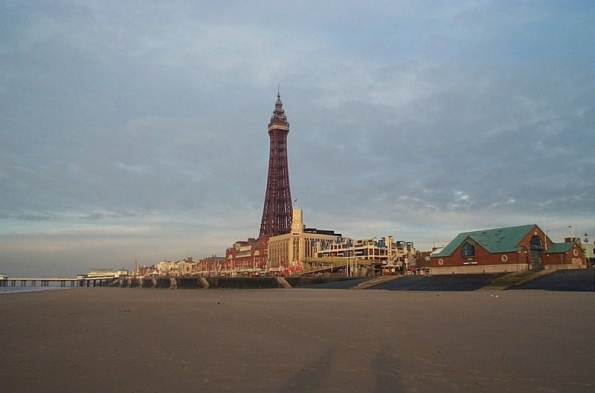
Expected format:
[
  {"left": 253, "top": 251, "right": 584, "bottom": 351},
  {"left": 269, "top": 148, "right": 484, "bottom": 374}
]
[
  {"left": 315, "top": 236, "right": 416, "bottom": 275},
  {"left": 267, "top": 209, "right": 341, "bottom": 275},
  {"left": 83, "top": 268, "right": 129, "bottom": 279},
  {"left": 136, "top": 256, "right": 227, "bottom": 278},
  {"left": 224, "top": 237, "right": 269, "bottom": 276},
  {"left": 197, "top": 255, "right": 226, "bottom": 275},
  {"left": 266, "top": 209, "right": 417, "bottom": 276},
  {"left": 315, "top": 237, "right": 415, "bottom": 265},
  {"left": 430, "top": 224, "right": 587, "bottom": 274},
  {"left": 136, "top": 257, "right": 196, "bottom": 277},
  {"left": 569, "top": 235, "right": 595, "bottom": 267}
]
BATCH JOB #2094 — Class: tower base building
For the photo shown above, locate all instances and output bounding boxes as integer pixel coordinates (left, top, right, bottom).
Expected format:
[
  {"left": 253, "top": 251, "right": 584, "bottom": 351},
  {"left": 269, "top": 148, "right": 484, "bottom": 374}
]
[{"left": 267, "top": 210, "right": 341, "bottom": 275}]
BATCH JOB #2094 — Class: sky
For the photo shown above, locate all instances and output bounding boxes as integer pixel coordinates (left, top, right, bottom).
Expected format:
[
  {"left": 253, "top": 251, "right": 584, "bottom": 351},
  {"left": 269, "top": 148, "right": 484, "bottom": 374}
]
[{"left": 1, "top": 0, "right": 594, "bottom": 277}]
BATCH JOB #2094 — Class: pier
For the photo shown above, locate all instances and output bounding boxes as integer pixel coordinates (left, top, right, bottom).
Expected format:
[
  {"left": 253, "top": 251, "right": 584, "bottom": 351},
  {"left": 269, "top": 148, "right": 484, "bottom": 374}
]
[{"left": 0, "top": 276, "right": 116, "bottom": 288}]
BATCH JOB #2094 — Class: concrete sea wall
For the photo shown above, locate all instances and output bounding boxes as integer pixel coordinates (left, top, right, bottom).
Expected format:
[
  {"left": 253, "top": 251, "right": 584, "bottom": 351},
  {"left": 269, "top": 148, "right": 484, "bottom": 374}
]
[{"left": 117, "top": 276, "right": 357, "bottom": 289}]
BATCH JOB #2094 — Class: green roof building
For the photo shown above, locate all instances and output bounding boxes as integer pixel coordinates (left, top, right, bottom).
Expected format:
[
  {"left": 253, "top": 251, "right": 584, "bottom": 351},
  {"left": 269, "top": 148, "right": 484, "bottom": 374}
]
[{"left": 430, "top": 224, "right": 586, "bottom": 275}]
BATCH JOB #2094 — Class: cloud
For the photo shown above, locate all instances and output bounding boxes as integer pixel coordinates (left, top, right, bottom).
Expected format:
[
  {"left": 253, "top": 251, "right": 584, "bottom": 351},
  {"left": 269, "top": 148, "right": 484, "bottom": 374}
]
[{"left": 0, "top": 1, "right": 593, "bottom": 276}]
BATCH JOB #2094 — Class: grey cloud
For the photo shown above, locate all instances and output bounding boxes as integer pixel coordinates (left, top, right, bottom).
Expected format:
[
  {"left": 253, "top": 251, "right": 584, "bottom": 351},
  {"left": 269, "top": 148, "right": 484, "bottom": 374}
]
[{"left": 0, "top": 1, "right": 593, "bottom": 276}]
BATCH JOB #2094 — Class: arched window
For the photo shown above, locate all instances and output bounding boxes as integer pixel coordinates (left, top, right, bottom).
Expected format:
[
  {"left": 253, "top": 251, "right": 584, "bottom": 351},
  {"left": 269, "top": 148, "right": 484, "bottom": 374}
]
[
  {"left": 462, "top": 241, "right": 475, "bottom": 258},
  {"left": 530, "top": 236, "right": 543, "bottom": 251}
]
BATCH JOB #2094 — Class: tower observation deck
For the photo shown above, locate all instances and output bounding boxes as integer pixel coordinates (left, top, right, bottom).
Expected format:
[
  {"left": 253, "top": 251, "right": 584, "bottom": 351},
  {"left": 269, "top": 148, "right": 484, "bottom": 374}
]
[{"left": 259, "top": 92, "right": 293, "bottom": 238}]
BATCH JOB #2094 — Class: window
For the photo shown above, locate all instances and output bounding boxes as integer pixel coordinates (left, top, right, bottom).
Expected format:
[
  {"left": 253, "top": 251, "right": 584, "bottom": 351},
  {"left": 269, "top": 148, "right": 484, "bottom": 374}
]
[
  {"left": 462, "top": 241, "right": 475, "bottom": 258},
  {"left": 530, "top": 236, "right": 543, "bottom": 251}
]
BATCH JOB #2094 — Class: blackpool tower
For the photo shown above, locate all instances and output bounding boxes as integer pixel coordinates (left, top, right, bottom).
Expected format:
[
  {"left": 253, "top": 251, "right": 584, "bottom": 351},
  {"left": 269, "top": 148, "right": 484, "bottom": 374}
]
[{"left": 259, "top": 92, "right": 293, "bottom": 238}]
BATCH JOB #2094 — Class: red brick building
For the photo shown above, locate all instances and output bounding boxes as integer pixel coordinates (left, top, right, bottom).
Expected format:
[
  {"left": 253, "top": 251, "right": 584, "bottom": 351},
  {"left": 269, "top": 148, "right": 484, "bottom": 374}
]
[
  {"left": 224, "top": 237, "right": 269, "bottom": 276},
  {"left": 197, "top": 255, "right": 225, "bottom": 275},
  {"left": 430, "top": 224, "right": 586, "bottom": 274}
]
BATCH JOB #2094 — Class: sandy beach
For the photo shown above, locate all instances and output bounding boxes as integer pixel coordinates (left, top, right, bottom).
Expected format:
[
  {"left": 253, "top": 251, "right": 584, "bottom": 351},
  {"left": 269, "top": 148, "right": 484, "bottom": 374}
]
[{"left": 1, "top": 287, "right": 594, "bottom": 393}]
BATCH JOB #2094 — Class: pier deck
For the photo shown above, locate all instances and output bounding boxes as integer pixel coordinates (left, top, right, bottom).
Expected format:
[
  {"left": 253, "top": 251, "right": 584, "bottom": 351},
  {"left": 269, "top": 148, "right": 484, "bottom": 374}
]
[{"left": 0, "top": 277, "right": 116, "bottom": 287}]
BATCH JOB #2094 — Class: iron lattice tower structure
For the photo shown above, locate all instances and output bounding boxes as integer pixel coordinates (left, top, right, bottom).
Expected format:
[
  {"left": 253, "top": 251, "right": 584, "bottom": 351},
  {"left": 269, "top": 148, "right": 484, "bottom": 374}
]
[{"left": 259, "top": 92, "right": 293, "bottom": 238}]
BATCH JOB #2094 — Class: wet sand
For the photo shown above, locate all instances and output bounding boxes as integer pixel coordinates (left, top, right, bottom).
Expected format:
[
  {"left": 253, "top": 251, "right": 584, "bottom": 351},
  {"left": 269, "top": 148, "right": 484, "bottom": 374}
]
[{"left": 1, "top": 288, "right": 594, "bottom": 392}]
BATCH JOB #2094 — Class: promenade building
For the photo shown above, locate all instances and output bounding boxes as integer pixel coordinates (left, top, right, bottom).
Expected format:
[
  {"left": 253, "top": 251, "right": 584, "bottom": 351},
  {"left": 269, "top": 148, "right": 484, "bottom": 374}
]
[
  {"left": 86, "top": 268, "right": 129, "bottom": 279},
  {"left": 568, "top": 235, "right": 595, "bottom": 267},
  {"left": 136, "top": 257, "right": 197, "bottom": 277},
  {"left": 137, "top": 257, "right": 226, "bottom": 277},
  {"left": 224, "top": 237, "right": 269, "bottom": 276},
  {"left": 267, "top": 209, "right": 341, "bottom": 275},
  {"left": 158, "top": 258, "right": 196, "bottom": 277},
  {"left": 267, "top": 209, "right": 417, "bottom": 276},
  {"left": 429, "top": 224, "right": 587, "bottom": 275},
  {"left": 197, "top": 255, "right": 225, "bottom": 276},
  {"left": 315, "top": 236, "right": 416, "bottom": 275}
]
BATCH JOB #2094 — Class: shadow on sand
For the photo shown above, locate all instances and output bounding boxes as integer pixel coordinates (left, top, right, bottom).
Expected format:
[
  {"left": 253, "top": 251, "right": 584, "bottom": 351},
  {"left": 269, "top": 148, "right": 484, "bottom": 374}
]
[
  {"left": 276, "top": 344, "right": 406, "bottom": 392},
  {"left": 372, "top": 345, "right": 406, "bottom": 393}
]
